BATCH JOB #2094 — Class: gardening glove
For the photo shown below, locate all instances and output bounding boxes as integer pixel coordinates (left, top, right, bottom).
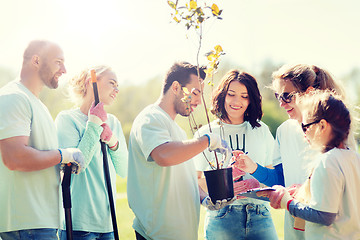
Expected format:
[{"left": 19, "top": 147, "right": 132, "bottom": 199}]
[
  {"left": 234, "top": 178, "right": 260, "bottom": 199},
  {"left": 267, "top": 185, "right": 293, "bottom": 210},
  {"left": 59, "top": 148, "right": 85, "bottom": 174},
  {"left": 201, "top": 195, "right": 236, "bottom": 211},
  {"left": 100, "top": 123, "right": 119, "bottom": 150},
  {"left": 204, "top": 133, "right": 232, "bottom": 161},
  {"left": 88, "top": 102, "right": 107, "bottom": 126}
]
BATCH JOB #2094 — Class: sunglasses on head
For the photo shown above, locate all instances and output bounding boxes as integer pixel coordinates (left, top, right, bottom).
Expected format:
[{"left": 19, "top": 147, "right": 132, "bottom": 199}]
[
  {"left": 301, "top": 119, "right": 321, "bottom": 133},
  {"left": 274, "top": 92, "right": 295, "bottom": 103}
]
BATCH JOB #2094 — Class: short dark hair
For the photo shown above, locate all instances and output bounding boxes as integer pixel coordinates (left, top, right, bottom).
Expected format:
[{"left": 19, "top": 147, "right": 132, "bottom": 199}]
[
  {"left": 212, "top": 70, "right": 262, "bottom": 128},
  {"left": 162, "top": 62, "right": 206, "bottom": 94}
]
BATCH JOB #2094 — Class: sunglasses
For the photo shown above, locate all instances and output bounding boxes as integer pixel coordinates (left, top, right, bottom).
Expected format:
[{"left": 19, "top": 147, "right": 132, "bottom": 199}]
[
  {"left": 301, "top": 120, "right": 321, "bottom": 133},
  {"left": 274, "top": 92, "right": 295, "bottom": 103}
]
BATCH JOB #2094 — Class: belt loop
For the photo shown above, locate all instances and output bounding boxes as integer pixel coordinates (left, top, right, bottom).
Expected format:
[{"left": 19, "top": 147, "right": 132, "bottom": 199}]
[{"left": 256, "top": 205, "right": 260, "bottom": 214}]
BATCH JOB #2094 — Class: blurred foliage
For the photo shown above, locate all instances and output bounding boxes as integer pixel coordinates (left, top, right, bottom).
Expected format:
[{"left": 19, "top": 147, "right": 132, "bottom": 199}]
[{"left": 0, "top": 62, "right": 359, "bottom": 145}]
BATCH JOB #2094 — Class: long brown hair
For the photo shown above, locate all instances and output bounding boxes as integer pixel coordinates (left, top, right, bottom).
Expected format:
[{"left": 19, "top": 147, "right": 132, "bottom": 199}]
[
  {"left": 212, "top": 70, "right": 262, "bottom": 128},
  {"left": 272, "top": 64, "right": 344, "bottom": 95}
]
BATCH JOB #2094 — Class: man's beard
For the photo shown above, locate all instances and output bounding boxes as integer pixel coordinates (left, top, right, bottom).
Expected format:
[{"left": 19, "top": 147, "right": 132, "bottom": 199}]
[
  {"left": 174, "top": 95, "right": 191, "bottom": 117},
  {"left": 39, "top": 63, "right": 59, "bottom": 89}
]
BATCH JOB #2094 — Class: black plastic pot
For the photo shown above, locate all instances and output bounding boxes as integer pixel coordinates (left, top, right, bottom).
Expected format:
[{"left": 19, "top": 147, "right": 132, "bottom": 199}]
[{"left": 204, "top": 167, "right": 234, "bottom": 202}]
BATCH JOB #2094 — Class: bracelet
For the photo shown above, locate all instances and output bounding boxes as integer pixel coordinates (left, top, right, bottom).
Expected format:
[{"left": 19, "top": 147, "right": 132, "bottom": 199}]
[
  {"left": 203, "top": 134, "right": 210, "bottom": 147},
  {"left": 109, "top": 141, "right": 119, "bottom": 150},
  {"left": 58, "top": 149, "right": 63, "bottom": 164},
  {"left": 287, "top": 199, "right": 293, "bottom": 211}
]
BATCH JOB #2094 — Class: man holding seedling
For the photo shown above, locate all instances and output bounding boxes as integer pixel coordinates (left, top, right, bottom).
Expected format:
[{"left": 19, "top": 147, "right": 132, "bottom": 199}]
[
  {"left": 127, "top": 62, "right": 233, "bottom": 240},
  {"left": 0, "top": 40, "right": 84, "bottom": 239}
]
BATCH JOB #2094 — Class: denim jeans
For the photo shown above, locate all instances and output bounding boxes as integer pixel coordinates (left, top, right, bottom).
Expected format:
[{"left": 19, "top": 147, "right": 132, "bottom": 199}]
[
  {"left": 204, "top": 203, "right": 278, "bottom": 240},
  {"left": 0, "top": 229, "right": 58, "bottom": 240},
  {"left": 59, "top": 230, "right": 114, "bottom": 240}
]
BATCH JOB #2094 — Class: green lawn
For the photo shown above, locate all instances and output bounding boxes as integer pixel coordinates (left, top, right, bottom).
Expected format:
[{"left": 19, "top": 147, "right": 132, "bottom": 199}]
[{"left": 116, "top": 177, "right": 284, "bottom": 239}]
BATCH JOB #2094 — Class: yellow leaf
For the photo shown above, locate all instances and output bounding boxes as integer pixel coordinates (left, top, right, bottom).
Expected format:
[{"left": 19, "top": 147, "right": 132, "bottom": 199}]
[
  {"left": 173, "top": 16, "right": 180, "bottom": 23},
  {"left": 211, "top": 3, "right": 220, "bottom": 16},
  {"left": 207, "top": 53, "right": 215, "bottom": 61},
  {"left": 189, "top": 0, "right": 197, "bottom": 10},
  {"left": 214, "top": 45, "right": 223, "bottom": 54},
  {"left": 182, "top": 87, "right": 190, "bottom": 94},
  {"left": 167, "top": 0, "right": 177, "bottom": 10}
]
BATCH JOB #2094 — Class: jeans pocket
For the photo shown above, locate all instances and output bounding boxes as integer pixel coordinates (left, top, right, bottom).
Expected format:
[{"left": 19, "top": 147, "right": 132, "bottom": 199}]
[
  {"left": 208, "top": 205, "right": 230, "bottom": 219},
  {"left": 260, "top": 206, "right": 271, "bottom": 217}
]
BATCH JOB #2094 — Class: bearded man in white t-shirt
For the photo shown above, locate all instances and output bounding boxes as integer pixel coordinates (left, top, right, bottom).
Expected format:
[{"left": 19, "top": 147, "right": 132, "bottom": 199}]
[
  {"left": 0, "top": 40, "right": 84, "bottom": 239},
  {"left": 127, "top": 62, "right": 234, "bottom": 240}
]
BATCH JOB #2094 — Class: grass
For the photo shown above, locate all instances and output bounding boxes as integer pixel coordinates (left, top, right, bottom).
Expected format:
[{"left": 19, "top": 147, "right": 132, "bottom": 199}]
[{"left": 116, "top": 177, "right": 284, "bottom": 240}]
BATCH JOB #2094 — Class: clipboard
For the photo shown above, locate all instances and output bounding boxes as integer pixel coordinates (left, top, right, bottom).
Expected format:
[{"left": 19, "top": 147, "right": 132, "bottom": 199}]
[{"left": 237, "top": 187, "right": 275, "bottom": 201}]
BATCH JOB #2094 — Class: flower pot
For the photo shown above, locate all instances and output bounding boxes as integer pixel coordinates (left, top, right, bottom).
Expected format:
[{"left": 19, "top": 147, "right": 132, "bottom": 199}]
[{"left": 204, "top": 167, "right": 234, "bottom": 202}]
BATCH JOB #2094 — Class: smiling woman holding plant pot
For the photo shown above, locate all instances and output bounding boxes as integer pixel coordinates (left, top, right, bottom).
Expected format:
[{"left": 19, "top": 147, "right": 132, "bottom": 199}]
[{"left": 193, "top": 70, "right": 278, "bottom": 240}]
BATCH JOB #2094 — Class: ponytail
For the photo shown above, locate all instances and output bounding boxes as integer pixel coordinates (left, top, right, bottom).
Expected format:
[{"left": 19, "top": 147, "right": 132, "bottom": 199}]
[{"left": 312, "top": 65, "right": 344, "bottom": 96}]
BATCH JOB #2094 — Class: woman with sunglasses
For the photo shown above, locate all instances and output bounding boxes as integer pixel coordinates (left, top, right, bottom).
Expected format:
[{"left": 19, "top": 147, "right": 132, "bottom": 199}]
[
  {"left": 193, "top": 70, "right": 278, "bottom": 240},
  {"left": 265, "top": 90, "right": 360, "bottom": 239},
  {"left": 233, "top": 64, "right": 354, "bottom": 240}
]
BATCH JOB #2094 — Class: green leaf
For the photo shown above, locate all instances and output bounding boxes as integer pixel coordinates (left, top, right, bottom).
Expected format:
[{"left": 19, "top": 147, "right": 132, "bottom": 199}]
[{"left": 198, "top": 15, "right": 204, "bottom": 23}]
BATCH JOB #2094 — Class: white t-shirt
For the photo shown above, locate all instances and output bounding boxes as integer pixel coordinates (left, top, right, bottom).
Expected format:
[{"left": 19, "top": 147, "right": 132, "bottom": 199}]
[
  {"left": 0, "top": 81, "right": 60, "bottom": 232},
  {"left": 305, "top": 148, "right": 360, "bottom": 239},
  {"left": 272, "top": 119, "right": 312, "bottom": 187},
  {"left": 127, "top": 104, "right": 200, "bottom": 240},
  {"left": 272, "top": 119, "right": 313, "bottom": 240},
  {"left": 193, "top": 120, "right": 274, "bottom": 206}
]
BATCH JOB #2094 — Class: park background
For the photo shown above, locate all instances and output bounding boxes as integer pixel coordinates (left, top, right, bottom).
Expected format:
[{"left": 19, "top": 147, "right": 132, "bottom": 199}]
[{"left": 1, "top": 0, "right": 359, "bottom": 239}]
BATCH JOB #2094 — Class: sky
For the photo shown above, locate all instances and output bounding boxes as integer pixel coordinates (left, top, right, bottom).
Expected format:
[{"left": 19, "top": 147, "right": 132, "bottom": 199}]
[{"left": 0, "top": 0, "right": 359, "bottom": 87}]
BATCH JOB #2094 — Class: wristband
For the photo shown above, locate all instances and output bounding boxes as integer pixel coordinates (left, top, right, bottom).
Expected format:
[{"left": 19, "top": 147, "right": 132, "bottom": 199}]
[
  {"left": 109, "top": 141, "right": 119, "bottom": 150},
  {"left": 58, "top": 149, "right": 63, "bottom": 164},
  {"left": 204, "top": 134, "right": 210, "bottom": 147},
  {"left": 287, "top": 199, "right": 293, "bottom": 211}
]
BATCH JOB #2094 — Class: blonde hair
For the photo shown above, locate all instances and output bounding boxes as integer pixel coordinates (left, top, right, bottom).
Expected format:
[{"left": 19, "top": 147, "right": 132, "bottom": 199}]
[{"left": 68, "top": 65, "right": 113, "bottom": 104}]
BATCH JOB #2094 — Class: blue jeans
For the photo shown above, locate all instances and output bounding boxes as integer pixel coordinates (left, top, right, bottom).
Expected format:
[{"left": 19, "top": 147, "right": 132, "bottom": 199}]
[
  {"left": 204, "top": 203, "right": 278, "bottom": 240},
  {"left": 59, "top": 230, "right": 114, "bottom": 240},
  {"left": 0, "top": 229, "right": 58, "bottom": 240}
]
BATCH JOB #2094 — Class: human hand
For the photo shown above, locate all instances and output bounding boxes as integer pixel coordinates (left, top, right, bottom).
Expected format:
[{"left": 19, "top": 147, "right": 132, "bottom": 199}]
[
  {"left": 232, "top": 151, "right": 258, "bottom": 174},
  {"left": 232, "top": 165, "right": 246, "bottom": 182},
  {"left": 59, "top": 148, "right": 85, "bottom": 174},
  {"left": 265, "top": 185, "right": 293, "bottom": 209},
  {"left": 100, "top": 123, "right": 119, "bottom": 150},
  {"left": 201, "top": 195, "right": 236, "bottom": 211},
  {"left": 234, "top": 178, "right": 260, "bottom": 199},
  {"left": 204, "top": 133, "right": 232, "bottom": 161},
  {"left": 88, "top": 102, "right": 107, "bottom": 126},
  {"left": 286, "top": 184, "right": 302, "bottom": 197}
]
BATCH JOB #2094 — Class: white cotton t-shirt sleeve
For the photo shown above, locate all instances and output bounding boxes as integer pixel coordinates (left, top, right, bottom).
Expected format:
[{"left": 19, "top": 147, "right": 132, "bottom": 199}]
[
  {"left": 306, "top": 148, "right": 360, "bottom": 239},
  {"left": 0, "top": 81, "right": 60, "bottom": 232}
]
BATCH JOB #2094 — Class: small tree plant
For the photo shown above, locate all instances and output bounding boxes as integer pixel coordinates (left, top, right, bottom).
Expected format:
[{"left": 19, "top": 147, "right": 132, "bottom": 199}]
[{"left": 168, "top": 0, "right": 226, "bottom": 169}]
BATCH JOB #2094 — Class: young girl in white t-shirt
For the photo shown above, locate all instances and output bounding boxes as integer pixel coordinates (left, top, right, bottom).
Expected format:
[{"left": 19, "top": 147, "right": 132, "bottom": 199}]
[{"left": 266, "top": 90, "right": 360, "bottom": 239}]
